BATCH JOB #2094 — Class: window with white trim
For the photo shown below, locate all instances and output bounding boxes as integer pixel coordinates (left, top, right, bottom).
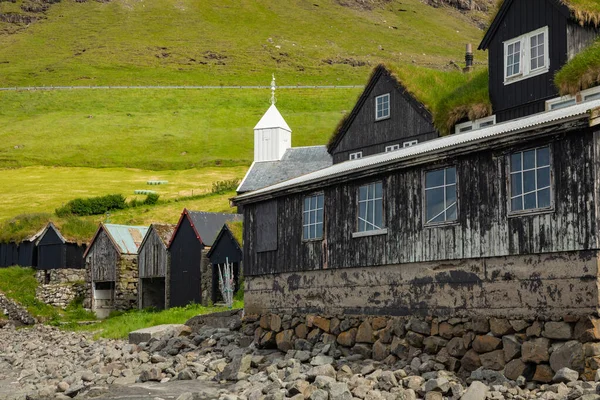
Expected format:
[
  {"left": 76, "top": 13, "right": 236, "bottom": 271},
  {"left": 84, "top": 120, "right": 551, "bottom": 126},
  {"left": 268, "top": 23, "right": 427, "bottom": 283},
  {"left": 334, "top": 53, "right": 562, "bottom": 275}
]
[
  {"left": 455, "top": 115, "right": 496, "bottom": 134},
  {"left": 375, "top": 93, "right": 390, "bottom": 120},
  {"left": 509, "top": 147, "right": 551, "bottom": 212},
  {"left": 385, "top": 144, "right": 400, "bottom": 152},
  {"left": 425, "top": 167, "right": 457, "bottom": 225},
  {"left": 545, "top": 85, "right": 600, "bottom": 110},
  {"left": 504, "top": 26, "right": 549, "bottom": 84},
  {"left": 349, "top": 152, "right": 362, "bottom": 160},
  {"left": 358, "top": 182, "right": 383, "bottom": 232},
  {"left": 403, "top": 140, "right": 418, "bottom": 148},
  {"left": 303, "top": 193, "right": 324, "bottom": 240}
]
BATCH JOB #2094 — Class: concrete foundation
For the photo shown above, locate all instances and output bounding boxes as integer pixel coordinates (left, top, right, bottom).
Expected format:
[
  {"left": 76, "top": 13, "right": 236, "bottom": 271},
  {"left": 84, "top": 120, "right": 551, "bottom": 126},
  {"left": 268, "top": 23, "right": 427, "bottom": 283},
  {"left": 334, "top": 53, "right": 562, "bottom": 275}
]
[{"left": 244, "top": 250, "right": 600, "bottom": 319}]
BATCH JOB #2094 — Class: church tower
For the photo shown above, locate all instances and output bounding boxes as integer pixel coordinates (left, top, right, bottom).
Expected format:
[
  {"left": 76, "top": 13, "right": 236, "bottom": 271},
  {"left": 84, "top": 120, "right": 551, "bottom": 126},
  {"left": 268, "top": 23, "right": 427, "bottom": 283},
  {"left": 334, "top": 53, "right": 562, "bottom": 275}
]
[{"left": 253, "top": 75, "right": 291, "bottom": 162}]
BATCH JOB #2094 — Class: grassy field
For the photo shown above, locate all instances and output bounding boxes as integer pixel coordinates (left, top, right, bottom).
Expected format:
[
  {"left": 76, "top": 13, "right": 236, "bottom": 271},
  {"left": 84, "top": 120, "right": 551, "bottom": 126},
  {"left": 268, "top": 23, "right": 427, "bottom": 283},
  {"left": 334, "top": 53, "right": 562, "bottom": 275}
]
[{"left": 0, "top": 0, "right": 486, "bottom": 87}]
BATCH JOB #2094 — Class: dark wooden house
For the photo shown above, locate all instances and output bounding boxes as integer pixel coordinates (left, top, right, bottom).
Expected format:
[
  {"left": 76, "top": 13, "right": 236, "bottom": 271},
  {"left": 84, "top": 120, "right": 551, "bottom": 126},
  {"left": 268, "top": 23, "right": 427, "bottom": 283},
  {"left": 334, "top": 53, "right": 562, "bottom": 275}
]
[
  {"left": 85, "top": 223, "right": 148, "bottom": 318},
  {"left": 137, "top": 223, "right": 174, "bottom": 310},
  {"left": 17, "top": 230, "right": 42, "bottom": 268},
  {"left": 0, "top": 242, "right": 18, "bottom": 268},
  {"left": 478, "top": 0, "right": 600, "bottom": 123},
  {"left": 36, "top": 223, "right": 86, "bottom": 271},
  {"left": 168, "top": 209, "right": 242, "bottom": 307},
  {"left": 327, "top": 64, "right": 438, "bottom": 164},
  {"left": 207, "top": 222, "right": 243, "bottom": 304}
]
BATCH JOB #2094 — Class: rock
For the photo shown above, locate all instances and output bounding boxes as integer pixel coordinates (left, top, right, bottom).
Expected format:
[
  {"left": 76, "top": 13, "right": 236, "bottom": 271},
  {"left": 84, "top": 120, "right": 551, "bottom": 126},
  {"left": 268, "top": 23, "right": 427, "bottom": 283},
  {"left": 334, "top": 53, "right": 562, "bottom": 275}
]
[
  {"left": 356, "top": 321, "right": 374, "bottom": 343},
  {"left": 129, "top": 324, "right": 188, "bottom": 345},
  {"left": 372, "top": 317, "right": 387, "bottom": 331},
  {"left": 424, "top": 377, "right": 450, "bottom": 393},
  {"left": 509, "top": 319, "right": 530, "bottom": 332},
  {"left": 526, "top": 321, "right": 542, "bottom": 337},
  {"left": 295, "top": 323, "right": 308, "bottom": 339},
  {"left": 438, "top": 322, "right": 454, "bottom": 339},
  {"left": 139, "top": 367, "right": 162, "bottom": 382},
  {"left": 447, "top": 337, "right": 467, "bottom": 357},
  {"left": 503, "top": 359, "right": 532, "bottom": 381},
  {"left": 471, "top": 318, "right": 489, "bottom": 334},
  {"left": 407, "top": 318, "right": 431, "bottom": 335},
  {"left": 584, "top": 342, "right": 600, "bottom": 357},
  {"left": 479, "top": 350, "right": 505, "bottom": 371},
  {"left": 151, "top": 354, "right": 167, "bottom": 363},
  {"left": 403, "top": 376, "right": 425, "bottom": 391},
  {"left": 352, "top": 343, "right": 372, "bottom": 359},
  {"left": 312, "top": 316, "right": 330, "bottom": 333},
  {"left": 221, "top": 354, "right": 252, "bottom": 381},
  {"left": 309, "top": 388, "right": 328, "bottom": 400},
  {"left": 177, "top": 368, "right": 195, "bottom": 380},
  {"left": 502, "top": 335, "right": 521, "bottom": 361},
  {"left": 472, "top": 335, "right": 502, "bottom": 353},
  {"left": 405, "top": 331, "right": 424, "bottom": 348},
  {"left": 288, "top": 380, "right": 310, "bottom": 396},
  {"left": 574, "top": 316, "right": 600, "bottom": 342},
  {"left": 270, "top": 314, "right": 282, "bottom": 332},
  {"left": 460, "top": 349, "right": 482, "bottom": 372},
  {"left": 311, "top": 355, "right": 333, "bottom": 366},
  {"left": 549, "top": 340, "right": 584, "bottom": 373},
  {"left": 390, "top": 337, "right": 408, "bottom": 358},
  {"left": 460, "top": 381, "right": 489, "bottom": 400},
  {"left": 81, "top": 370, "right": 94, "bottom": 382},
  {"left": 276, "top": 329, "right": 294, "bottom": 352},
  {"left": 532, "top": 364, "right": 554, "bottom": 383},
  {"left": 489, "top": 318, "right": 513, "bottom": 336},
  {"left": 423, "top": 336, "right": 448, "bottom": 354},
  {"left": 543, "top": 322, "right": 572, "bottom": 340},
  {"left": 372, "top": 340, "right": 390, "bottom": 361},
  {"left": 552, "top": 367, "right": 579, "bottom": 383},
  {"left": 57, "top": 382, "right": 69, "bottom": 392},
  {"left": 425, "top": 392, "right": 443, "bottom": 400},
  {"left": 521, "top": 337, "right": 550, "bottom": 364},
  {"left": 337, "top": 328, "right": 357, "bottom": 347},
  {"left": 328, "top": 382, "right": 352, "bottom": 400},
  {"left": 64, "top": 383, "right": 85, "bottom": 398},
  {"left": 306, "top": 364, "right": 336, "bottom": 380}
]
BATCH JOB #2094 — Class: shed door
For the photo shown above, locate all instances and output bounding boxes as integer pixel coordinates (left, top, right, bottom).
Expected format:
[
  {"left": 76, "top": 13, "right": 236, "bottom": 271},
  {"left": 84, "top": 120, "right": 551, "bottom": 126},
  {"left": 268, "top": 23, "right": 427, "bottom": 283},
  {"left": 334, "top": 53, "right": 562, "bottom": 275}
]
[{"left": 169, "top": 220, "right": 202, "bottom": 307}]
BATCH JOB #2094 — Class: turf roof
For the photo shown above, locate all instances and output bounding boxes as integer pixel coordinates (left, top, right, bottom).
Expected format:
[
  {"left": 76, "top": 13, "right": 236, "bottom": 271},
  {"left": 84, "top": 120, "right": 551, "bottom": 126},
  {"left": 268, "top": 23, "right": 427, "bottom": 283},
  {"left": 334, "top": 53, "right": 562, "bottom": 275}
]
[{"left": 555, "top": 37, "right": 600, "bottom": 95}]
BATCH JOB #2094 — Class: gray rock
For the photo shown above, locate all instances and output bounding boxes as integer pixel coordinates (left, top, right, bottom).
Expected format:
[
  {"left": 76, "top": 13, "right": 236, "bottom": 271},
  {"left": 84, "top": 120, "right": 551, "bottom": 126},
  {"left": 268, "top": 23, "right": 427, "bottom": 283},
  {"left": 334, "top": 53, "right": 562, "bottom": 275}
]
[
  {"left": 446, "top": 337, "right": 467, "bottom": 357},
  {"left": 460, "top": 381, "right": 489, "bottom": 400},
  {"left": 543, "top": 322, "right": 573, "bottom": 340},
  {"left": 139, "top": 367, "right": 162, "bottom": 382},
  {"left": 328, "top": 382, "right": 352, "bottom": 400},
  {"left": 407, "top": 318, "right": 431, "bottom": 335},
  {"left": 521, "top": 337, "right": 550, "bottom": 364},
  {"left": 424, "top": 377, "right": 450, "bottom": 393},
  {"left": 310, "top": 355, "right": 333, "bottom": 366},
  {"left": 306, "top": 364, "right": 336, "bottom": 380},
  {"left": 309, "top": 388, "right": 328, "bottom": 400},
  {"left": 552, "top": 367, "right": 579, "bottom": 383},
  {"left": 549, "top": 340, "right": 584, "bottom": 373},
  {"left": 177, "top": 368, "right": 195, "bottom": 380}
]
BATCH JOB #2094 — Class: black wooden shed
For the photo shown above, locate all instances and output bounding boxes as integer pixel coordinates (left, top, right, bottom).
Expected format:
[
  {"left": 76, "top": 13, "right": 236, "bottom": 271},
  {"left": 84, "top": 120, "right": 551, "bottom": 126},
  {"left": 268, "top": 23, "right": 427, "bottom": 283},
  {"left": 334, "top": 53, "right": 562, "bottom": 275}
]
[
  {"left": 167, "top": 209, "right": 243, "bottom": 307},
  {"left": 0, "top": 242, "right": 18, "bottom": 268},
  {"left": 207, "top": 222, "right": 243, "bottom": 304},
  {"left": 36, "top": 223, "right": 86, "bottom": 270}
]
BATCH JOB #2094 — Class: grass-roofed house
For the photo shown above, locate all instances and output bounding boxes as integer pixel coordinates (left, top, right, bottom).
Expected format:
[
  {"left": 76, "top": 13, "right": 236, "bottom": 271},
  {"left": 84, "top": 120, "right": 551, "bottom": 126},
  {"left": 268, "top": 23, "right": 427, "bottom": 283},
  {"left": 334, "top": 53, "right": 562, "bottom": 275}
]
[
  {"left": 36, "top": 222, "right": 86, "bottom": 272},
  {"left": 85, "top": 223, "right": 148, "bottom": 318},
  {"left": 137, "top": 223, "right": 175, "bottom": 311},
  {"left": 207, "top": 221, "right": 243, "bottom": 304},
  {"left": 168, "top": 209, "right": 242, "bottom": 308}
]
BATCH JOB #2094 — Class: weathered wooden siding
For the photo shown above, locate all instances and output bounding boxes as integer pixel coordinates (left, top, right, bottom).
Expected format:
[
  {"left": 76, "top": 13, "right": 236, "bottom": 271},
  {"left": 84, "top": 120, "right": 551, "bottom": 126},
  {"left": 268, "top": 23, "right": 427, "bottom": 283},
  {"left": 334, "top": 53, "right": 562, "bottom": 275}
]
[
  {"left": 332, "top": 69, "right": 437, "bottom": 164},
  {"left": 37, "top": 227, "right": 64, "bottom": 270},
  {"left": 139, "top": 230, "right": 168, "bottom": 278},
  {"left": 244, "top": 128, "right": 597, "bottom": 276},
  {"left": 488, "top": 0, "right": 568, "bottom": 122},
  {"left": 169, "top": 217, "right": 203, "bottom": 307},
  {"left": 88, "top": 229, "right": 120, "bottom": 282},
  {"left": 567, "top": 24, "right": 600, "bottom": 61},
  {"left": 208, "top": 229, "right": 242, "bottom": 265}
]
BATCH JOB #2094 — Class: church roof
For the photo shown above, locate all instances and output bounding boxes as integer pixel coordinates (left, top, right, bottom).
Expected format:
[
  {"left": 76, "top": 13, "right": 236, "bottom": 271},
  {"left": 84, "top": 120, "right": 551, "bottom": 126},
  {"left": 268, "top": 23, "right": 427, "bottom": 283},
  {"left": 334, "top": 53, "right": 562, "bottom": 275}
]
[{"left": 254, "top": 104, "right": 292, "bottom": 131}]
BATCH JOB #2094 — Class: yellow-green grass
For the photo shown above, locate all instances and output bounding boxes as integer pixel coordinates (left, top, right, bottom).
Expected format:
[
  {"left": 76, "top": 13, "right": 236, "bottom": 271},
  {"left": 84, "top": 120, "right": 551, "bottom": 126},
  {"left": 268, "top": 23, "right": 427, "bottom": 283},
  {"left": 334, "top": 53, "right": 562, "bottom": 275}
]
[
  {"left": 0, "top": 166, "right": 246, "bottom": 220},
  {"left": 0, "top": 0, "right": 485, "bottom": 87},
  {"left": 0, "top": 88, "right": 359, "bottom": 169},
  {"left": 72, "top": 301, "right": 244, "bottom": 340},
  {"left": 555, "top": 38, "right": 600, "bottom": 95}
]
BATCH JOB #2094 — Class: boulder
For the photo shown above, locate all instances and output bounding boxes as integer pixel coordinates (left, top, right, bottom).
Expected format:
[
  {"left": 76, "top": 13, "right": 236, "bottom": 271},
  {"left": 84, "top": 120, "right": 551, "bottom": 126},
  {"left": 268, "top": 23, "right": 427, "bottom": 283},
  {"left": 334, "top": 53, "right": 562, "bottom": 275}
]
[
  {"left": 479, "top": 350, "right": 505, "bottom": 371},
  {"left": 423, "top": 336, "right": 448, "bottom": 354},
  {"left": 407, "top": 318, "right": 431, "bottom": 335},
  {"left": 549, "top": 340, "right": 584, "bottom": 373},
  {"left": 356, "top": 321, "right": 374, "bottom": 343},
  {"left": 438, "top": 322, "right": 454, "bottom": 339},
  {"left": 447, "top": 337, "right": 467, "bottom": 357},
  {"left": 532, "top": 364, "right": 554, "bottom": 383},
  {"left": 509, "top": 320, "right": 530, "bottom": 333},
  {"left": 312, "top": 316, "right": 330, "bottom": 333},
  {"left": 543, "top": 322, "right": 572, "bottom": 340},
  {"left": 575, "top": 316, "right": 600, "bottom": 342},
  {"left": 472, "top": 335, "right": 502, "bottom": 354},
  {"left": 276, "top": 329, "right": 294, "bottom": 352},
  {"left": 337, "top": 328, "right": 357, "bottom": 347},
  {"left": 489, "top": 318, "right": 513, "bottom": 336},
  {"left": 552, "top": 367, "right": 579, "bottom": 383},
  {"left": 521, "top": 338, "right": 550, "bottom": 364},
  {"left": 295, "top": 323, "right": 308, "bottom": 339},
  {"left": 405, "top": 331, "right": 424, "bottom": 348},
  {"left": 503, "top": 359, "right": 531, "bottom": 381},
  {"left": 502, "top": 335, "right": 521, "bottom": 361},
  {"left": 460, "top": 381, "right": 489, "bottom": 400},
  {"left": 471, "top": 318, "right": 489, "bottom": 334},
  {"left": 460, "top": 349, "right": 481, "bottom": 372},
  {"left": 128, "top": 324, "right": 189, "bottom": 345},
  {"left": 270, "top": 314, "right": 282, "bottom": 332},
  {"left": 526, "top": 321, "right": 542, "bottom": 337},
  {"left": 372, "top": 340, "right": 390, "bottom": 361}
]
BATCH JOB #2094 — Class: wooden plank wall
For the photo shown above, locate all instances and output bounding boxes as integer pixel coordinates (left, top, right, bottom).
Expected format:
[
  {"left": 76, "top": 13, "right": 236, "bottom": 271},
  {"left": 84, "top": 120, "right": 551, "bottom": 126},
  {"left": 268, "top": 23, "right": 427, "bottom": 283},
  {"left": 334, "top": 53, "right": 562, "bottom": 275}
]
[
  {"left": 139, "top": 230, "right": 168, "bottom": 278},
  {"left": 244, "top": 129, "right": 597, "bottom": 276},
  {"left": 88, "top": 229, "right": 119, "bottom": 282}
]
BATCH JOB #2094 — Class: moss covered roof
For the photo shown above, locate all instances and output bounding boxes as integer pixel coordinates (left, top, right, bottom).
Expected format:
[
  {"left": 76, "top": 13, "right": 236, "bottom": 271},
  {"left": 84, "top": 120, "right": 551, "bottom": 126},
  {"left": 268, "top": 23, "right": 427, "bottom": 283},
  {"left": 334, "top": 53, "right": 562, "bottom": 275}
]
[
  {"left": 561, "top": 0, "right": 600, "bottom": 27},
  {"left": 226, "top": 220, "right": 243, "bottom": 246},
  {"left": 555, "top": 37, "right": 600, "bottom": 95},
  {"left": 327, "top": 63, "right": 491, "bottom": 146}
]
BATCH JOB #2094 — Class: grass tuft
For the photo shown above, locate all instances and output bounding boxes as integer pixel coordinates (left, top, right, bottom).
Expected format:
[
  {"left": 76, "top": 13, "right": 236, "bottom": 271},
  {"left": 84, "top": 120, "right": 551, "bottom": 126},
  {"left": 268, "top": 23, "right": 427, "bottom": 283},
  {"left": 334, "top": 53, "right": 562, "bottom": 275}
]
[
  {"left": 0, "top": 213, "right": 50, "bottom": 242},
  {"left": 555, "top": 38, "right": 600, "bottom": 95}
]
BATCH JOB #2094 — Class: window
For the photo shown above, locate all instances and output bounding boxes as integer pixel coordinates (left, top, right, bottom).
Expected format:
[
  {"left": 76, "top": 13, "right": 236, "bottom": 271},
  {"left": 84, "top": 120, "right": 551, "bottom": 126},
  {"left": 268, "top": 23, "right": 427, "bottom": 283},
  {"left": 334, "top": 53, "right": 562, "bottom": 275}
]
[
  {"left": 349, "top": 152, "right": 362, "bottom": 160},
  {"left": 545, "top": 86, "right": 600, "bottom": 110},
  {"left": 455, "top": 116, "right": 496, "bottom": 134},
  {"left": 403, "top": 140, "right": 418, "bottom": 148},
  {"left": 425, "top": 167, "right": 457, "bottom": 225},
  {"left": 375, "top": 93, "right": 390, "bottom": 120},
  {"left": 504, "top": 27, "right": 549, "bottom": 84},
  {"left": 385, "top": 144, "right": 400, "bottom": 152},
  {"left": 357, "top": 182, "right": 383, "bottom": 232},
  {"left": 509, "top": 147, "right": 551, "bottom": 212},
  {"left": 303, "top": 193, "right": 324, "bottom": 240}
]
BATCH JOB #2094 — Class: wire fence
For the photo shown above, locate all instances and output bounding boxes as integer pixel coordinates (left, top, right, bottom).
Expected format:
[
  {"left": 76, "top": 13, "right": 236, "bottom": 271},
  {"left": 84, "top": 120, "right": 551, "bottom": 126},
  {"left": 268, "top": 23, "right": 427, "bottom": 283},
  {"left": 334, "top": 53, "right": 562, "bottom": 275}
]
[{"left": 0, "top": 85, "right": 365, "bottom": 91}]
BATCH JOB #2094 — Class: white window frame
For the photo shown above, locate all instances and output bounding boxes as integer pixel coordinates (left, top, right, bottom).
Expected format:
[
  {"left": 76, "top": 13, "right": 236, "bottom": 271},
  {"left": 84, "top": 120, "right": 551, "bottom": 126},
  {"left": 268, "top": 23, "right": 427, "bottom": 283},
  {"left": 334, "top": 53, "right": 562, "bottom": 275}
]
[
  {"left": 403, "top": 140, "right": 418, "bottom": 148},
  {"left": 508, "top": 146, "right": 553, "bottom": 215},
  {"left": 349, "top": 151, "right": 362, "bottom": 160},
  {"left": 545, "top": 85, "right": 600, "bottom": 111},
  {"left": 385, "top": 144, "right": 400, "bottom": 152},
  {"left": 375, "top": 93, "right": 390, "bottom": 121},
  {"left": 582, "top": 86, "right": 600, "bottom": 102},
  {"left": 503, "top": 26, "right": 550, "bottom": 85},
  {"left": 454, "top": 115, "right": 496, "bottom": 134},
  {"left": 302, "top": 193, "right": 324, "bottom": 241}
]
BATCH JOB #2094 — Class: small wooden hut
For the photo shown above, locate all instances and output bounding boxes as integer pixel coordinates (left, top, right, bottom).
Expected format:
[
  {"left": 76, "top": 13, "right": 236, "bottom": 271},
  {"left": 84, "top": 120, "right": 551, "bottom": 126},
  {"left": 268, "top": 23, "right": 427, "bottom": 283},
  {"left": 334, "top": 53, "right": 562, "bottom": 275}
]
[
  {"left": 137, "top": 223, "right": 175, "bottom": 310},
  {"left": 85, "top": 223, "right": 148, "bottom": 318},
  {"left": 36, "top": 222, "right": 86, "bottom": 271},
  {"left": 0, "top": 242, "right": 18, "bottom": 268},
  {"left": 17, "top": 229, "right": 44, "bottom": 268},
  {"left": 207, "top": 222, "right": 243, "bottom": 304},
  {"left": 168, "top": 209, "right": 242, "bottom": 307}
]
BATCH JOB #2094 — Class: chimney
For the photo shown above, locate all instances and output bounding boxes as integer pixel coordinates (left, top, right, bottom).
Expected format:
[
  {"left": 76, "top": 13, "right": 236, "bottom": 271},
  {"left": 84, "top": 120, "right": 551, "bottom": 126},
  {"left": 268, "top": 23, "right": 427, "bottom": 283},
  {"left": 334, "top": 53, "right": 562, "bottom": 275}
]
[{"left": 464, "top": 43, "right": 474, "bottom": 73}]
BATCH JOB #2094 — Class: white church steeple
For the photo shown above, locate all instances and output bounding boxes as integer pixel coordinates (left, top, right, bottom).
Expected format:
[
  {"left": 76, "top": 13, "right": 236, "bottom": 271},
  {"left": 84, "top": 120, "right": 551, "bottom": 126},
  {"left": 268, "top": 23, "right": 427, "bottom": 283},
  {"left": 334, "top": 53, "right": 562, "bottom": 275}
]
[{"left": 253, "top": 74, "right": 291, "bottom": 162}]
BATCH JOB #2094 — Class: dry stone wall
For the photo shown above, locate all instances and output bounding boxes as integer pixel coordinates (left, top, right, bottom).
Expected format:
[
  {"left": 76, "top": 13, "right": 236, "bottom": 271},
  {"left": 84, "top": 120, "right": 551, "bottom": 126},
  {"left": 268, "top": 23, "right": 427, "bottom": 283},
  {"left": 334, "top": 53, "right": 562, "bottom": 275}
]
[
  {"left": 114, "top": 255, "right": 138, "bottom": 311},
  {"left": 35, "top": 269, "right": 86, "bottom": 309},
  {"left": 248, "top": 312, "right": 600, "bottom": 383}
]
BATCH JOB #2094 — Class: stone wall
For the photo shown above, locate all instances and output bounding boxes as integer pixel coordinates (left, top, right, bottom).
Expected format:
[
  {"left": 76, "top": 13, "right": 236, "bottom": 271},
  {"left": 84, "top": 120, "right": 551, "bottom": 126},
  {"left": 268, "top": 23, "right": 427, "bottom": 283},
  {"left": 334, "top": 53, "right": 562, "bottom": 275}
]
[
  {"left": 0, "top": 291, "right": 36, "bottom": 325},
  {"left": 248, "top": 312, "right": 600, "bottom": 383},
  {"left": 244, "top": 251, "right": 600, "bottom": 319},
  {"left": 200, "top": 249, "right": 212, "bottom": 306},
  {"left": 35, "top": 269, "right": 86, "bottom": 309},
  {"left": 114, "top": 255, "right": 138, "bottom": 311}
]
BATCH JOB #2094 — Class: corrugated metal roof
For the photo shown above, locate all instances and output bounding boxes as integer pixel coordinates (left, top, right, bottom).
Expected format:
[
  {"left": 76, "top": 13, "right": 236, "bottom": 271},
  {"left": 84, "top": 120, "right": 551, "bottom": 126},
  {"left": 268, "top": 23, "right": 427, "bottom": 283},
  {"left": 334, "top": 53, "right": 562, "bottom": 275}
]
[
  {"left": 254, "top": 104, "right": 291, "bottom": 131},
  {"left": 104, "top": 224, "right": 149, "bottom": 254},
  {"left": 235, "top": 100, "right": 600, "bottom": 202},
  {"left": 237, "top": 146, "right": 332, "bottom": 193}
]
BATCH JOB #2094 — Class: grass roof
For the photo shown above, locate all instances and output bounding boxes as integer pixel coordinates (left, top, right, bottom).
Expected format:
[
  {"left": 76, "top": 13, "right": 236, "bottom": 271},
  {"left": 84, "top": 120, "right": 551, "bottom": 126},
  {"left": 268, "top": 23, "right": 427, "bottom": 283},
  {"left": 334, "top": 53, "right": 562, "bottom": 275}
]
[
  {"left": 555, "top": 37, "right": 600, "bottom": 95},
  {"left": 226, "top": 221, "right": 243, "bottom": 246},
  {"left": 561, "top": 0, "right": 600, "bottom": 27},
  {"left": 328, "top": 63, "right": 491, "bottom": 142},
  {"left": 0, "top": 213, "right": 99, "bottom": 244}
]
